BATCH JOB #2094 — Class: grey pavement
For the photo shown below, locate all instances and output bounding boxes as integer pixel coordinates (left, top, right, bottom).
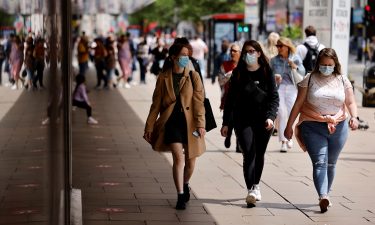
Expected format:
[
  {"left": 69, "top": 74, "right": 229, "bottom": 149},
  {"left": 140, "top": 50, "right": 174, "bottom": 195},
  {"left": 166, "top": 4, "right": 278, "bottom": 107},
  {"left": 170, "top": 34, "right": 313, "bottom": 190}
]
[
  {"left": 0, "top": 55, "right": 374, "bottom": 225},
  {"left": 73, "top": 60, "right": 374, "bottom": 225}
]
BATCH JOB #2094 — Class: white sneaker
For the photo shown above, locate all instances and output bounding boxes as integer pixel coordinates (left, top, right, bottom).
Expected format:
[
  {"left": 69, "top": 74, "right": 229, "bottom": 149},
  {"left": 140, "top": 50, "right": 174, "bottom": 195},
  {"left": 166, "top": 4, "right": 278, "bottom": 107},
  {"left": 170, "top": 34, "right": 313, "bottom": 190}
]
[
  {"left": 252, "top": 184, "right": 262, "bottom": 201},
  {"left": 280, "top": 143, "right": 287, "bottom": 152},
  {"left": 124, "top": 83, "right": 131, "bottom": 89},
  {"left": 287, "top": 140, "right": 293, "bottom": 149},
  {"left": 11, "top": 85, "right": 17, "bottom": 90},
  {"left": 246, "top": 185, "right": 261, "bottom": 207},
  {"left": 87, "top": 117, "right": 98, "bottom": 124}
]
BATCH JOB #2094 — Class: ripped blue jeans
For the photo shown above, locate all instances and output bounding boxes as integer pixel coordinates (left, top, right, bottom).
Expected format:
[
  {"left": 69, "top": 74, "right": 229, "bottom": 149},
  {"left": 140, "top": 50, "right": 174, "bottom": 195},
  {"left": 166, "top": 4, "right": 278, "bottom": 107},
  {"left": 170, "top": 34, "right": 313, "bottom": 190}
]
[{"left": 300, "top": 120, "right": 348, "bottom": 197}]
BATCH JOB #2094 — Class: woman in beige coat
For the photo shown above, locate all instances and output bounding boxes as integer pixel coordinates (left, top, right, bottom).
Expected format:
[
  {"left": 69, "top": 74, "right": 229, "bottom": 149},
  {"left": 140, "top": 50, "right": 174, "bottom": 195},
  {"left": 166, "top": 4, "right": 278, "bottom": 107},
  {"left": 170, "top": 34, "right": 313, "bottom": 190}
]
[{"left": 144, "top": 43, "right": 206, "bottom": 210}]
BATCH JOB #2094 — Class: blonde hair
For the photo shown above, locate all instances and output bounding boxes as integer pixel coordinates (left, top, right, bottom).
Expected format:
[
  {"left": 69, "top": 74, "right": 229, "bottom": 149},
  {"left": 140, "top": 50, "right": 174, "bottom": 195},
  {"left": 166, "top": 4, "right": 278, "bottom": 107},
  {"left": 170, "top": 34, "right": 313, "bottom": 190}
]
[{"left": 277, "top": 37, "right": 296, "bottom": 55}]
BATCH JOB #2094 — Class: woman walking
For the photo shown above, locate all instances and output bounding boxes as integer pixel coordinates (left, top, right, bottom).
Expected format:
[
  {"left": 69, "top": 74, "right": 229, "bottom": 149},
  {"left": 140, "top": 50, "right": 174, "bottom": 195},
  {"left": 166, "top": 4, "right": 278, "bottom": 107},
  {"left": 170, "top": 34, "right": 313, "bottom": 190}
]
[
  {"left": 143, "top": 42, "right": 206, "bottom": 210},
  {"left": 270, "top": 37, "right": 305, "bottom": 152},
  {"left": 221, "top": 40, "right": 279, "bottom": 207},
  {"left": 284, "top": 48, "right": 358, "bottom": 213}
]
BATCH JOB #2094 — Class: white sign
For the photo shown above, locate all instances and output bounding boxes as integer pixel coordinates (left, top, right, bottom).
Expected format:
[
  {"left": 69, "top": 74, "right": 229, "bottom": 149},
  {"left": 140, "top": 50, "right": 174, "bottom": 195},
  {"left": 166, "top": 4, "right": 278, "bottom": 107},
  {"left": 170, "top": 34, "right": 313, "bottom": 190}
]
[
  {"left": 330, "top": 0, "right": 351, "bottom": 76},
  {"left": 303, "top": 0, "right": 351, "bottom": 75},
  {"left": 244, "top": 0, "right": 259, "bottom": 39},
  {"left": 303, "top": 0, "right": 332, "bottom": 47}
]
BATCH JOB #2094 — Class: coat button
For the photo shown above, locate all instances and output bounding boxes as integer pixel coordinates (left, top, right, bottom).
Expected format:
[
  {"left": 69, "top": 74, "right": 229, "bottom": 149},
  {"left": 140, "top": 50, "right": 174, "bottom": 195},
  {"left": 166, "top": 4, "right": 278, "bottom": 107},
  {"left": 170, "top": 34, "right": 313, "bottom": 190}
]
[{"left": 186, "top": 107, "right": 189, "bottom": 110}]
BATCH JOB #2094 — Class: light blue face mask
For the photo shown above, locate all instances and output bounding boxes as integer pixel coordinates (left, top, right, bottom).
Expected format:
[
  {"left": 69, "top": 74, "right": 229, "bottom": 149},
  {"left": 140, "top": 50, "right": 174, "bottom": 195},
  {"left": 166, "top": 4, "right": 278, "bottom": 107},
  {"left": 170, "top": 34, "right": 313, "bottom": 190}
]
[
  {"left": 177, "top": 56, "right": 189, "bottom": 68},
  {"left": 244, "top": 53, "right": 257, "bottom": 65},
  {"left": 319, "top": 65, "right": 335, "bottom": 76}
]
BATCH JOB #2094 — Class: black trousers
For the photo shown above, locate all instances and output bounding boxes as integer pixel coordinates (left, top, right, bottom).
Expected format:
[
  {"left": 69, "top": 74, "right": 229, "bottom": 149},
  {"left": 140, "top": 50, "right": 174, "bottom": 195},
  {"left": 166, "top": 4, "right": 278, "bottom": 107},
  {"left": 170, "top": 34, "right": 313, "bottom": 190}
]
[
  {"left": 73, "top": 100, "right": 92, "bottom": 117},
  {"left": 236, "top": 122, "right": 272, "bottom": 189}
]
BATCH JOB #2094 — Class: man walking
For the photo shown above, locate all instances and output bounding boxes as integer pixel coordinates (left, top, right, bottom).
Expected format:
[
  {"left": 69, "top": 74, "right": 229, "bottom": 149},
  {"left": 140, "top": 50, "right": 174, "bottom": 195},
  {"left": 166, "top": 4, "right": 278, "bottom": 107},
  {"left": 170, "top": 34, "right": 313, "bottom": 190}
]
[{"left": 297, "top": 26, "right": 325, "bottom": 74}]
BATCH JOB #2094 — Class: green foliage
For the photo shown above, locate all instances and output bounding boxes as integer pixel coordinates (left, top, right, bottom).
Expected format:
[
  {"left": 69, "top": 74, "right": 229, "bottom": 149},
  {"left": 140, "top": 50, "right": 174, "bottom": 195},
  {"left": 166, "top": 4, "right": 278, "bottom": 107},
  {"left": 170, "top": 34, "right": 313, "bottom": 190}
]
[
  {"left": 0, "top": 9, "right": 15, "bottom": 26},
  {"left": 281, "top": 25, "right": 302, "bottom": 40},
  {"left": 129, "top": 0, "right": 244, "bottom": 28}
]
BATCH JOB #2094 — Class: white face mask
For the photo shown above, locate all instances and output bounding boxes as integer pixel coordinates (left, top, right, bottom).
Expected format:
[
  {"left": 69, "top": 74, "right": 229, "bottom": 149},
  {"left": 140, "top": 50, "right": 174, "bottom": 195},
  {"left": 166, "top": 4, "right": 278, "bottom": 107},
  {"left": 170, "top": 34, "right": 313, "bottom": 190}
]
[
  {"left": 319, "top": 65, "right": 335, "bottom": 76},
  {"left": 244, "top": 53, "right": 257, "bottom": 65}
]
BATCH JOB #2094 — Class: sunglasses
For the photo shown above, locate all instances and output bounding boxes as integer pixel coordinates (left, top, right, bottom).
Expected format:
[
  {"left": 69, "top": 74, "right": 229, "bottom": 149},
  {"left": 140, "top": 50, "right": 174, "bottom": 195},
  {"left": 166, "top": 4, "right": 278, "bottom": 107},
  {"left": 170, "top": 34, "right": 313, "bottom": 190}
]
[
  {"left": 230, "top": 49, "right": 240, "bottom": 53},
  {"left": 276, "top": 45, "right": 284, "bottom": 48}
]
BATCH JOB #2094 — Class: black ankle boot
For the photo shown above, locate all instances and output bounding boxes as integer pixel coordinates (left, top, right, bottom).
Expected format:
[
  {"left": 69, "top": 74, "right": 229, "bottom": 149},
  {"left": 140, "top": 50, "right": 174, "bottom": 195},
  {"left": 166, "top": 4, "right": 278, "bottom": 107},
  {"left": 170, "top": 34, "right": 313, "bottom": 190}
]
[
  {"left": 183, "top": 183, "right": 190, "bottom": 202},
  {"left": 175, "top": 193, "right": 186, "bottom": 210}
]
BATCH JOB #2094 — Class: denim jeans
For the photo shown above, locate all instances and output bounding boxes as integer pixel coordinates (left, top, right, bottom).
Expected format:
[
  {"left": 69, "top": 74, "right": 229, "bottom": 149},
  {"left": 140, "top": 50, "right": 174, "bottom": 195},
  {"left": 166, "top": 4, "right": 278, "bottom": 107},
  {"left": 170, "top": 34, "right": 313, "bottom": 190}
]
[{"left": 300, "top": 120, "right": 348, "bottom": 197}]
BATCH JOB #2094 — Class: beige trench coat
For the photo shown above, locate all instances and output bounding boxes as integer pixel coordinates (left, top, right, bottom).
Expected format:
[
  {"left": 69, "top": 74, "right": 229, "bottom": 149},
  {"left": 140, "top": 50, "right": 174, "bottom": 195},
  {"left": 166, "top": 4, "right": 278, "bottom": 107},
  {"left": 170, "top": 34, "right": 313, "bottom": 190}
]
[{"left": 144, "top": 68, "right": 206, "bottom": 159}]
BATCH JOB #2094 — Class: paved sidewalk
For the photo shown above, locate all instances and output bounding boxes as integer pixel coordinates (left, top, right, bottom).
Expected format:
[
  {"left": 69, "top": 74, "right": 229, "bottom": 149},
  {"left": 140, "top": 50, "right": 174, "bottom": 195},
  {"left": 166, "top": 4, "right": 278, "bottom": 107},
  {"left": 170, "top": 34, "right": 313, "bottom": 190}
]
[{"left": 73, "top": 66, "right": 375, "bottom": 225}]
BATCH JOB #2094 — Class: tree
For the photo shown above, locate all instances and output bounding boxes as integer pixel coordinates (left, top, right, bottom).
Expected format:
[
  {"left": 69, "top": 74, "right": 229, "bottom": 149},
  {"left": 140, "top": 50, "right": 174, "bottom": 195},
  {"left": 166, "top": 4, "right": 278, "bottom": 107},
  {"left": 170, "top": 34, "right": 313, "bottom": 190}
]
[
  {"left": 0, "top": 9, "right": 15, "bottom": 27},
  {"left": 129, "top": 0, "right": 244, "bottom": 29}
]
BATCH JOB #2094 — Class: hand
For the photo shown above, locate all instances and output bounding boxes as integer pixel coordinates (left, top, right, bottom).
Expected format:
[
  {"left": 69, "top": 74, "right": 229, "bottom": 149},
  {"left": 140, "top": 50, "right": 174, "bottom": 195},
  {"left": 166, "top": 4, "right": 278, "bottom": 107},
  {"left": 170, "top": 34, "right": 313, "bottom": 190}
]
[
  {"left": 349, "top": 117, "right": 359, "bottom": 130},
  {"left": 221, "top": 126, "right": 228, "bottom": 137},
  {"left": 197, "top": 127, "right": 206, "bottom": 137},
  {"left": 284, "top": 125, "right": 293, "bottom": 140},
  {"left": 288, "top": 60, "right": 297, "bottom": 70},
  {"left": 275, "top": 74, "right": 282, "bottom": 85},
  {"left": 143, "top": 131, "right": 152, "bottom": 143},
  {"left": 265, "top": 119, "right": 274, "bottom": 131}
]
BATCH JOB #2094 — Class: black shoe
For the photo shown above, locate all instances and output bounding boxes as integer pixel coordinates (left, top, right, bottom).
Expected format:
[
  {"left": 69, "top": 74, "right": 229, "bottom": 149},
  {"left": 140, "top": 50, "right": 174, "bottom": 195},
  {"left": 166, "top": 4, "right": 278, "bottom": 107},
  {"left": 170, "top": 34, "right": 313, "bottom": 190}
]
[
  {"left": 224, "top": 137, "right": 231, "bottom": 148},
  {"left": 175, "top": 194, "right": 186, "bottom": 210},
  {"left": 183, "top": 183, "right": 190, "bottom": 202},
  {"left": 272, "top": 129, "right": 278, "bottom": 136}
]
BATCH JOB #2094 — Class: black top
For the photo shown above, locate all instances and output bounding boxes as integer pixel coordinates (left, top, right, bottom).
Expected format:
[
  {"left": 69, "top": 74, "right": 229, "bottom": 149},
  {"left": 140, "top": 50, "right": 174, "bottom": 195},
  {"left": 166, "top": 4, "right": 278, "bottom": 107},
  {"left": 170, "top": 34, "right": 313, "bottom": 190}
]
[
  {"left": 172, "top": 71, "right": 184, "bottom": 97},
  {"left": 223, "top": 66, "right": 279, "bottom": 129}
]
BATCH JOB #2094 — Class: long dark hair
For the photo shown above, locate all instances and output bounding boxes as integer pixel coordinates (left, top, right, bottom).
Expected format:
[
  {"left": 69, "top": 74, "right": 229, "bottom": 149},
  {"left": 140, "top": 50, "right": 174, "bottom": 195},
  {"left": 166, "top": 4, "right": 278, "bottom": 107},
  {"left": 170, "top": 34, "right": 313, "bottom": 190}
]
[
  {"left": 74, "top": 75, "right": 85, "bottom": 94},
  {"left": 310, "top": 48, "right": 342, "bottom": 75},
  {"left": 236, "top": 40, "right": 272, "bottom": 78}
]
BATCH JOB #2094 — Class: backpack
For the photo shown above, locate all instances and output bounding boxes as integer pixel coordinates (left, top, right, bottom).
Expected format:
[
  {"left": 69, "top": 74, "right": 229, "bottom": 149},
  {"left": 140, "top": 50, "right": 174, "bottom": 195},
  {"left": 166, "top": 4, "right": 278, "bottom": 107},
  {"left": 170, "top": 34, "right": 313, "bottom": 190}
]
[{"left": 302, "top": 42, "right": 320, "bottom": 73}]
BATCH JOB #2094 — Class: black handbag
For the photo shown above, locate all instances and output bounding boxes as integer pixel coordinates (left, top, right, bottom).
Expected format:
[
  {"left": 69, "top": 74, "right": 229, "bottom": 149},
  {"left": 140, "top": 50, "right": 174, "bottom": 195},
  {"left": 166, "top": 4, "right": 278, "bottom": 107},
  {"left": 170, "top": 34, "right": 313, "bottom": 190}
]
[{"left": 189, "top": 71, "right": 217, "bottom": 132}]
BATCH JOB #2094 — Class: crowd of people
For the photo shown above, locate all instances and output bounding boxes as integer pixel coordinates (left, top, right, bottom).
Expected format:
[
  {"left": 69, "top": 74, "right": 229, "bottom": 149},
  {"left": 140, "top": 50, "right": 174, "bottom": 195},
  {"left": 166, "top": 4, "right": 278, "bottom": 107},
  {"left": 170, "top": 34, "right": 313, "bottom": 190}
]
[
  {"left": 0, "top": 33, "right": 46, "bottom": 90},
  {"left": 0, "top": 26, "right": 361, "bottom": 213},
  {"left": 142, "top": 25, "right": 359, "bottom": 214}
]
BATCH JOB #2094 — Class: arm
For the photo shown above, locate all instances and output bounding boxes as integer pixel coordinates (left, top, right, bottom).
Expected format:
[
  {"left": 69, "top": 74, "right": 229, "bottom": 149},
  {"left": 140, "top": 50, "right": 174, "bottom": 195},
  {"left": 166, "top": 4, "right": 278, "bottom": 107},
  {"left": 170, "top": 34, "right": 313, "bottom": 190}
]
[
  {"left": 284, "top": 85, "right": 308, "bottom": 140},
  {"left": 344, "top": 86, "right": 359, "bottom": 130},
  {"left": 143, "top": 75, "right": 163, "bottom": 143},
  {"left": 265, "top": 69, "right": 279, "bottom": 122}
]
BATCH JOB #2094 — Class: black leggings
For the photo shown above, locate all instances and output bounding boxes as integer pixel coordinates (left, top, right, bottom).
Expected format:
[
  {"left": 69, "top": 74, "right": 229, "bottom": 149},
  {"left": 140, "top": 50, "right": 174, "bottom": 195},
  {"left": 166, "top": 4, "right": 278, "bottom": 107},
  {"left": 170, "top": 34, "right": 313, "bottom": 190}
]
[
  {"left": 236, "top": 123, "right": 272, "bottom": 189},
  {"left": 73, "top": 100, "right": 92, "bottom": 117}
]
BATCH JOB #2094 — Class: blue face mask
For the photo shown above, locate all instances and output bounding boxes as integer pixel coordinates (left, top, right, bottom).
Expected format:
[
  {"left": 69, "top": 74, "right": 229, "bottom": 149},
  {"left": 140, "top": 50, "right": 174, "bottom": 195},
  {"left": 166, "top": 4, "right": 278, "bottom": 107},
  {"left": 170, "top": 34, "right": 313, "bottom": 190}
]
[
  {"left": 319, "top": 65, "right": 335, "bottom": 76},
  {"left": 177, "top": 56, "right": 189, "bottom": 68},
  {"left": 244, "top": 53, "right": 257, "bottom": 65}
]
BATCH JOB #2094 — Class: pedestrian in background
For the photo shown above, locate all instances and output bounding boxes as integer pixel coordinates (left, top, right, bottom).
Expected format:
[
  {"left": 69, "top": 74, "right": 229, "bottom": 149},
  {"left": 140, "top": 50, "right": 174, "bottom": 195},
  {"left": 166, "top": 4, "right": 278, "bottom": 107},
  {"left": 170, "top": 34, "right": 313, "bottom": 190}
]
[
  {"left": 144, "top": 42, "right": 206, "bottom": 210},
  {"left": 297, "top": 26, "right": 325, "bottom": 74},
  {"left": 77, "top": 32, "right": 90, "bottom": 77},
  {"left": 136, "top": 36, "right": 150, "bottom": 84},
  {"left": 264, "top": 32, "right": 280, "bottom": 59},
  {"left": 284, "top": 48, "right": 359, "bottom": 213},
  {"left": 33, "top": 38, "right": 46, "bottom": 89},
  {"left": 0, "top": 36, "right": 5, "bottom": 85},
  {"left": 270, "top": 37, "right": 305, "bottom": 152},
  {"left": 218, "top": 43, "right": 241, "bottom": 151},
  {"left": 73, "top": 75, "right": 98, "bottom": 124},
  {"left": 24, "top": 37, "right": 35, "bottom": 90},
  {"left": 212, "top": 39, "right": 230, "bottom": 84},
  {"left": 221, "top": 40, "right": 279, "bottom": 207},
  {"left": 93, "top": 38, "right": 108, "bottom": 89},
  {"left": 9, "top": 35, "right": 24, "bottom": 90},
  {"left": 117, "top": 34, "right": 133, "bottom": 88},
  {"left": 190, "top": 35, "right": 208, "bottom": 77}
]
